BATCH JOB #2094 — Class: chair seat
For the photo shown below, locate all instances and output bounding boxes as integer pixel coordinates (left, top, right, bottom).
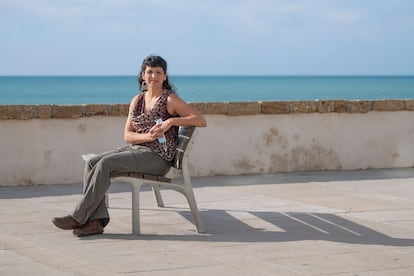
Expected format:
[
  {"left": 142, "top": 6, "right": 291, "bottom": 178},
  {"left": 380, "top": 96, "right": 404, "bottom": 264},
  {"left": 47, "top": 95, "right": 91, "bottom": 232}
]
[{"left": 111, "top": 172, "right": 171, "bottom": 183}]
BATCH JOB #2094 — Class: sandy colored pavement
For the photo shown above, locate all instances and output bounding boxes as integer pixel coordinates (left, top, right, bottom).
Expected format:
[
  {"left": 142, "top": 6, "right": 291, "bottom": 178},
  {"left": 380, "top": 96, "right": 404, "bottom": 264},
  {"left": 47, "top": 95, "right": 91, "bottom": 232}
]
[{"left": 1, "top": 169, "right": 414, "bottom": 275}]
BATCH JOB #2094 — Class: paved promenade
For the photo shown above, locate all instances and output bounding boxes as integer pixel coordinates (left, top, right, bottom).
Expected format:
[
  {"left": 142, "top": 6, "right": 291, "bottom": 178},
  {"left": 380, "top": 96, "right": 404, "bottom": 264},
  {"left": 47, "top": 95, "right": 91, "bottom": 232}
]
[{"left": 1, "top": 169, "right": 414, "bottom": 275}]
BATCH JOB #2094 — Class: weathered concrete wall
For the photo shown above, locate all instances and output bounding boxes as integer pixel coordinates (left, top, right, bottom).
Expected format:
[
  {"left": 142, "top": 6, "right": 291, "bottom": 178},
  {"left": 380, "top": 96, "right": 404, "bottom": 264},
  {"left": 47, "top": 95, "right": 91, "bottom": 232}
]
[
  {"left": 195, "top": 112, "right": 414, "bottom": 176},
  {"left": 1, "top": 100, "right": 413, "bottom": 186}
]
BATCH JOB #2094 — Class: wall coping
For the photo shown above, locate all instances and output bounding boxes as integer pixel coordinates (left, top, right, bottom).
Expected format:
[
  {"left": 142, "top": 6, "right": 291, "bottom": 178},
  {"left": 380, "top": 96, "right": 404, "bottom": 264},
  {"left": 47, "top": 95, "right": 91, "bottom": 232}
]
[{"left": 1, "top": 99, "right": 413, "bottom": 120}]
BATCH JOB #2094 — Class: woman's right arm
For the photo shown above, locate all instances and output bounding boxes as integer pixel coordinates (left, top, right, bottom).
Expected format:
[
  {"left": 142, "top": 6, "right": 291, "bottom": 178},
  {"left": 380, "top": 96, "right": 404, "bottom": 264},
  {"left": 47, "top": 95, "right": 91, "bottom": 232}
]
[{"left": 124, "top": 95, "right": 155, "bottom": 144}]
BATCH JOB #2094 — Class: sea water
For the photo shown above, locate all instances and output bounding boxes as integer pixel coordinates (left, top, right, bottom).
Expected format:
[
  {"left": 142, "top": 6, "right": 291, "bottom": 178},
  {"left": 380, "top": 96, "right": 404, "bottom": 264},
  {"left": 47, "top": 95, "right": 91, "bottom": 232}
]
[{"left": 0, "top": 75, "right": 413, "bottom": 105}]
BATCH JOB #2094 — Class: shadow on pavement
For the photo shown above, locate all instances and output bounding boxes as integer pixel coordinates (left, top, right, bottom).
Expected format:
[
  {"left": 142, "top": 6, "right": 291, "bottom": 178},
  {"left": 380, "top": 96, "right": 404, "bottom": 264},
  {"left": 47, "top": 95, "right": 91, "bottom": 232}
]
[{"left": 87, "top": 209, "right": 414, "bottom": 247}]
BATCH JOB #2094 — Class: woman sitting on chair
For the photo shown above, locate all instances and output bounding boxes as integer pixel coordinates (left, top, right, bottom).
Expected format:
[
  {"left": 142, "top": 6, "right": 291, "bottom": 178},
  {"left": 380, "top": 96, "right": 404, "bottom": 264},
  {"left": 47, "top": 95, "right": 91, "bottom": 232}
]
[{"left": 52, "top": 55, "right": 207, "bottom": 237}]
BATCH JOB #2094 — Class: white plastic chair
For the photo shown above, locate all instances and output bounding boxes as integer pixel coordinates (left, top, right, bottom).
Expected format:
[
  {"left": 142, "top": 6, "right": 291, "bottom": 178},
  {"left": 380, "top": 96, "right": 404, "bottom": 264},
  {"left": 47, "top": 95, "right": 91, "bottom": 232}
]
[{"left": 110, "top": 126, "right": 204, "bottom": 235}]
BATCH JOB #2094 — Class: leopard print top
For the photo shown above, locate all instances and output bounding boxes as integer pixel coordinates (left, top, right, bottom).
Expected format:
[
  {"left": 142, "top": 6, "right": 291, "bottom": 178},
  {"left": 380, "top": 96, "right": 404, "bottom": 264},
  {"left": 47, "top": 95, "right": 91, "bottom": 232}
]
[{"left": 130, "top": 90, "right": 179, "bottom": 161}]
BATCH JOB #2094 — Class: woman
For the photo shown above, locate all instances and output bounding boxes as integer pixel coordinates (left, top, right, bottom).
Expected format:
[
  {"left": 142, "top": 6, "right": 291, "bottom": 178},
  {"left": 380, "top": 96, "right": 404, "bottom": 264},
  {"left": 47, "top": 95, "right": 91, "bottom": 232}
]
[{"left": 52, "top": 55, "right": 207, "bottom": 237}]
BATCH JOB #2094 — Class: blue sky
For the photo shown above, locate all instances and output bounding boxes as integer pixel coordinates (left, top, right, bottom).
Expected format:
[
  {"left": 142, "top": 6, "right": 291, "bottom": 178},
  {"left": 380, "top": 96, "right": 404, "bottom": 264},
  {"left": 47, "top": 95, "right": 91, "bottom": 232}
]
[{"left": 0, "top": 0, "right": 413, "bottom": 76}]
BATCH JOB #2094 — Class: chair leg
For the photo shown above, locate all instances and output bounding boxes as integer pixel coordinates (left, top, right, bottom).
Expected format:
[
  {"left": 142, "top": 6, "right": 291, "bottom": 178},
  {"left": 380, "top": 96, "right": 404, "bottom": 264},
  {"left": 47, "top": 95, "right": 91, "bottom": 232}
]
[
  {"left": 130, "top": 183, "right": 141, "bottom": 235},
  {"left": 183, "top": 180, "right": 204, "bottom": 233},
  {"left": 104, "top": 193, "right": 109, "bottom": 207},
  {"left": 152, "top": 185, "right": 165, "bottom": 207},
  {"left": 113, "top": 175, "right": 203, "bottom": 235}
]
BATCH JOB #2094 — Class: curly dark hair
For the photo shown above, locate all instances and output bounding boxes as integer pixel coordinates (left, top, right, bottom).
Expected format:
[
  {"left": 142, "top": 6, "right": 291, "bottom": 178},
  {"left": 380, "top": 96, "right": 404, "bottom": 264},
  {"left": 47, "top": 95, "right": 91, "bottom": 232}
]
[{"left": 138, "top": 55, "right": 175, "bottom": 92}]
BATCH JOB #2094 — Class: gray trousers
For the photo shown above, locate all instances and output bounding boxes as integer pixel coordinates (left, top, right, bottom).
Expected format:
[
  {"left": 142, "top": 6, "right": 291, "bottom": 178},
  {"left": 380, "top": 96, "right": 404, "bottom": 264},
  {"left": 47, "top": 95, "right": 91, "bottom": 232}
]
[{"left": 71, "top": 145, "right": 171, "bottom": 227}]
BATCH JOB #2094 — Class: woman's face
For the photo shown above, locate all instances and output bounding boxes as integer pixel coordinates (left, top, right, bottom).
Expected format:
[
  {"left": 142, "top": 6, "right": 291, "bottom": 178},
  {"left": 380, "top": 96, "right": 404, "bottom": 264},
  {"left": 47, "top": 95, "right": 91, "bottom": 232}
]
[{"left": 142, "top": 66, "right": 166, "bottom": 90}]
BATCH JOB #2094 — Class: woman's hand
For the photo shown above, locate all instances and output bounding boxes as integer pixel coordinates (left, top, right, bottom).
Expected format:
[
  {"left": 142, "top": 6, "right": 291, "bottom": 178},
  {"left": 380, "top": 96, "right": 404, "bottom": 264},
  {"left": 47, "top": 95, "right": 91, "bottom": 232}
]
[{"left": 148, "top": 123, "right": 166, "bottom": 141}]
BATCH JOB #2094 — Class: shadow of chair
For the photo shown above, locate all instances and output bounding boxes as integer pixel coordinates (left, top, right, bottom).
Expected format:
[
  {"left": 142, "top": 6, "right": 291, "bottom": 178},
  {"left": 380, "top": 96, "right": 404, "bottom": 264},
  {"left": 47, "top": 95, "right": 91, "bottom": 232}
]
[{"left": 85, "top": 208, "right": 414, "bottom": 248}]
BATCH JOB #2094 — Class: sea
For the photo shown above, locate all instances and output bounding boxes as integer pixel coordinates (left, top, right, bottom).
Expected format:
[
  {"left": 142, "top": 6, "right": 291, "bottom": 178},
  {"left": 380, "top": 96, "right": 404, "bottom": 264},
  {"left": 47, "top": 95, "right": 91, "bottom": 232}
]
[{"left": 0, "top": 75, "right": 413, "bottom": 105}]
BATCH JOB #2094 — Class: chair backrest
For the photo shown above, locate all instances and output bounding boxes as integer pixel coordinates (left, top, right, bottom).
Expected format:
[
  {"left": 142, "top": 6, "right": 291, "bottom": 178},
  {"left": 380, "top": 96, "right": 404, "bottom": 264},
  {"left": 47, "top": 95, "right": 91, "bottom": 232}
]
[{"left": 172, "top": 126, "right": 196, "bottom": 169}]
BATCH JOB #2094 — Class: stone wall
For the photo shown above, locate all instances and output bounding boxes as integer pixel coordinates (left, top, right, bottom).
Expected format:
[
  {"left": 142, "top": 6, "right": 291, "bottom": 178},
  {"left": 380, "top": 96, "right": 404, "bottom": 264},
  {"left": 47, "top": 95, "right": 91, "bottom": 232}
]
[
  {"left": 1, "top": 99, "right": 414, "bottom": 120},
  {"left": 1, "top": 100, "right": 413, "bottom": 186}
]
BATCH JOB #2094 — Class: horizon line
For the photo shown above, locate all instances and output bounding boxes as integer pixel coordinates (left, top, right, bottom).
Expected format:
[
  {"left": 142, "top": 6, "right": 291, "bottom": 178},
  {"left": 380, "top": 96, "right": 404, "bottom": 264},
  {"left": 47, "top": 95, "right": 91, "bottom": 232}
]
[{"left": 1, "top": 74, "right": 414, "bottom": 77}]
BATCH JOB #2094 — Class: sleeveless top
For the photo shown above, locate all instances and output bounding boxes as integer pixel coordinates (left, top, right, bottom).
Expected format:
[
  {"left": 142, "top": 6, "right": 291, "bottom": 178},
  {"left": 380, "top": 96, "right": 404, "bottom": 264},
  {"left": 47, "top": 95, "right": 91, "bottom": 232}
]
[{"left": 130, "top": 90, "right": 179, "bottom": 161}]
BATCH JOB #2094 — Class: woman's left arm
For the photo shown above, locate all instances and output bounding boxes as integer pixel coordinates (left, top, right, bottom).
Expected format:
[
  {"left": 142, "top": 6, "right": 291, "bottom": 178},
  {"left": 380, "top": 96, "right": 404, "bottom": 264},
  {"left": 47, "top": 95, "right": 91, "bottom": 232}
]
[
  {"left": 150, "top": 94, "right": 207, "bottom": 139},
  {"left": 165, "top": 93, "right": 207, "bottom": 129}
]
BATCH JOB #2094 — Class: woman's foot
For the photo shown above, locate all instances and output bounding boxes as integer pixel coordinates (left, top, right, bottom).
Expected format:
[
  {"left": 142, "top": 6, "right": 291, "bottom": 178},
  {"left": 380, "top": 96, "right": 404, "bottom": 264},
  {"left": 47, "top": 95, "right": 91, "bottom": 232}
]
[
  {"left": 52, "top": 215, "right": 81, "bottom": 230},
  {"left": 73, "top": 219, "right": 103, "bottom": 237}
]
